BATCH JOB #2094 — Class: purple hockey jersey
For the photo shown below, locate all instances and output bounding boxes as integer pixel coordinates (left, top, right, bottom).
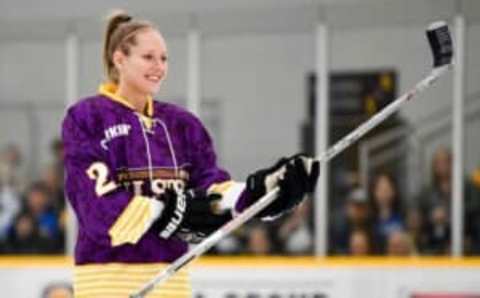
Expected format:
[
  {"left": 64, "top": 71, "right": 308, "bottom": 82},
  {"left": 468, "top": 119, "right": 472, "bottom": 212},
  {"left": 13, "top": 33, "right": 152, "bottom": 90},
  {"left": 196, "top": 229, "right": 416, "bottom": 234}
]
[{"left": 62, "top": 84, "right": 237, "bottom": 265}]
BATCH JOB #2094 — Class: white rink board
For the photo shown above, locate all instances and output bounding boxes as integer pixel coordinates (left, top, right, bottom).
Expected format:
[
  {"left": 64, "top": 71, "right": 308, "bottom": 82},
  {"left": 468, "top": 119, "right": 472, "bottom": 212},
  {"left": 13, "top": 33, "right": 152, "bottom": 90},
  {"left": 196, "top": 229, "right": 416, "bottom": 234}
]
[
  {"left": 190, "top": 266, "right": 480, "bottom": 298},
  {"left": 191, "top": 267, "right": 335, "bottom": 298},
  {"left": 0, "top": 261, "right": 480, "bottom": 298}
]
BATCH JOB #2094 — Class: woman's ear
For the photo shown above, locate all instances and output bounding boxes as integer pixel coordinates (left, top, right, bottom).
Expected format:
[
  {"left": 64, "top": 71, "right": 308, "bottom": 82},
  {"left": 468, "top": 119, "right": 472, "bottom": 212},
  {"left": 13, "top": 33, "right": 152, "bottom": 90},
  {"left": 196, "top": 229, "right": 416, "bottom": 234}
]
[{"left": 112, "top": 50, "right": 124, "bottom": 70}]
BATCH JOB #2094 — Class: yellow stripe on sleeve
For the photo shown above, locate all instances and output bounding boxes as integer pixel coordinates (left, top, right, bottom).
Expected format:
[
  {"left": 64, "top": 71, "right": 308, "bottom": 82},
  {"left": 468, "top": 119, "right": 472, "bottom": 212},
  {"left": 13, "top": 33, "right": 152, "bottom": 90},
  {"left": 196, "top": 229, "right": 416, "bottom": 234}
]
[
  {"left": 208, "top": 180, "right": 246, "bottom": 212},
  {"left": 208, "top": 180, "right": 235, "bottom": 194},
  {"left": 108, "top": 195, "right": 152, "bottom": 246}
]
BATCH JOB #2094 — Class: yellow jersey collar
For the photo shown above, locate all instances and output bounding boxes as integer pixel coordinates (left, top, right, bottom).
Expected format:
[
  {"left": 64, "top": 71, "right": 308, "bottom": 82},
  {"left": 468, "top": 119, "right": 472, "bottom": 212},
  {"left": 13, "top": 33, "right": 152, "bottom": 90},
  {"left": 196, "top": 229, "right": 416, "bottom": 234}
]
[{"left": 98, "top": 83, "right": 154, "bottom": 118}]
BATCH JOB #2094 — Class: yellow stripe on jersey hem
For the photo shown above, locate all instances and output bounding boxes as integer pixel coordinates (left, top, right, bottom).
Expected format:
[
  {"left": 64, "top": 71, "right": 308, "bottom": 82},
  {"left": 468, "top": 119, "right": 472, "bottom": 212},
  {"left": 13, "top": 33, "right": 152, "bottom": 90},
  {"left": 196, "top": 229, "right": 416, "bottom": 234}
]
[
  {"left": 75, "top": 290, "right": 191, "bottom": 298},
  {"left": 75, "top": 282, "right": 190, "bottom": 290},
  {"left": 76, "top": 283, "right": 190, "bottom": 291},
  {"left": 75, "top": 274, "right": 189, "bottom": 283},
  {"left": 108, "top": 195, "right": 152, "bottom": 246},
  {"left": 76, "top": 293, "right": 191, "bottom": 297},
  {"left": 75, "top": 263, "right": 191, "bottom": 298}
]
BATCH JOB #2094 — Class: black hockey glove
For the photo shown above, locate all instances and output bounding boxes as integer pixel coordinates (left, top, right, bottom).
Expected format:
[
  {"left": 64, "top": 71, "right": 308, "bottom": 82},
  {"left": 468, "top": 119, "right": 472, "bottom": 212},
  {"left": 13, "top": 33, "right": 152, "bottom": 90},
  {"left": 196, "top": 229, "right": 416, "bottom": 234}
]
[
  {"left": 246, "top": 154, "right": 319, "bottom": 219},
  {"left": 152, "top": 188, "right": 232, "bottom": 243}
]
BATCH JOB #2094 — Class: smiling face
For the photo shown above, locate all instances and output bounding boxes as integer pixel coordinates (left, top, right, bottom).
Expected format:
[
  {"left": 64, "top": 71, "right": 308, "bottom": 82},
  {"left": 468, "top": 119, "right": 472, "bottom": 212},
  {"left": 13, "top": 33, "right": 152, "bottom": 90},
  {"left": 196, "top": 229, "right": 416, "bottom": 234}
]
[{"left": 113, "top": 29, "right": 168, "bottom": 96}]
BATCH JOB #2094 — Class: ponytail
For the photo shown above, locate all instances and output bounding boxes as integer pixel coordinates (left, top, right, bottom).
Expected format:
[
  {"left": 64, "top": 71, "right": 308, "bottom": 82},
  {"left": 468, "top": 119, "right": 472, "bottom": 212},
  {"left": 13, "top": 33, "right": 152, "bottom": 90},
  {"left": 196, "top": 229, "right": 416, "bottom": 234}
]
[{"left": 102, "top": 10, "right": 153, "bottom": 84}]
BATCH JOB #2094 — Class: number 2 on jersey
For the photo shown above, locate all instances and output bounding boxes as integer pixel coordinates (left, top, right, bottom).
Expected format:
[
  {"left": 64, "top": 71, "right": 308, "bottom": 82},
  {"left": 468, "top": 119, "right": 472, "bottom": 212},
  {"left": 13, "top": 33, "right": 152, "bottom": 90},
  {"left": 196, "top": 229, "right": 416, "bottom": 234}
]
[{"left": 86, "top": 162, "right": 118, "bottom": 197}]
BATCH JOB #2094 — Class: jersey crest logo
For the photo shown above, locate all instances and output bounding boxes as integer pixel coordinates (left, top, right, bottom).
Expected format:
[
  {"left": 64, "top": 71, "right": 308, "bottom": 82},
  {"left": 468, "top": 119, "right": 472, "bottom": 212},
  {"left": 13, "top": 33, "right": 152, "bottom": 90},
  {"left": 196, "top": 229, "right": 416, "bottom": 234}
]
[{"left": 101, "top": 123, "right": 131, "bottom": 150}]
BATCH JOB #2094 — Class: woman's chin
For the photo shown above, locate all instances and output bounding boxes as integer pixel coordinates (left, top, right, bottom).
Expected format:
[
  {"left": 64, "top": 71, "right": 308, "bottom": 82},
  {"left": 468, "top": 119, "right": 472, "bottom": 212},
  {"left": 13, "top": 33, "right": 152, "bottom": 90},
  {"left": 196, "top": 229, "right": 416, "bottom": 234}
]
[
  {"left": 146, "top": 83, "right": 162, "bottom": 95},
  {"left": 139, "top": 86, "right": 159, "bottom": 96}
]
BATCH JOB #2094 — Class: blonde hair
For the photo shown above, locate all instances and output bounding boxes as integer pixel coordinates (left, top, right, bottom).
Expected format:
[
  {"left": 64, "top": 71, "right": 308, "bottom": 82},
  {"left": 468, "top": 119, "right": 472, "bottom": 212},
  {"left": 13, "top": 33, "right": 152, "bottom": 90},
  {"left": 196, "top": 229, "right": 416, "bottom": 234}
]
[{"left": 103, "top": 10, "right": 155, "bottom": 84}]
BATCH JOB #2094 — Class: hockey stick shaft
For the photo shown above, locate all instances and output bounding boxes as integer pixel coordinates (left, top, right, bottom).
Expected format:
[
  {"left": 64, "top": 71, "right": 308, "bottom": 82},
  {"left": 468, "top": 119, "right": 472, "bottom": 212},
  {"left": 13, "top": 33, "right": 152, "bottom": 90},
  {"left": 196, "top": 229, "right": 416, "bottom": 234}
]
[
  {"left": 130, "top": 64, "right": 451, "bottom": 298},
  {"left": 131, "top": 21, "right": 453, "bottom": 298},
  {"left": 316, "top": 65, "right": 450, "bottom": 163}
]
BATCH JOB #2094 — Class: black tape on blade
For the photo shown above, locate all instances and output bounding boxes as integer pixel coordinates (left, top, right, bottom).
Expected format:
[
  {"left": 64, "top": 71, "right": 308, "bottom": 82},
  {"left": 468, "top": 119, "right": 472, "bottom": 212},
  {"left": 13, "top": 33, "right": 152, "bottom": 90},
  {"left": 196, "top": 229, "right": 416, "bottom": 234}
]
[{"left": 426, "top": 22, "right": 453, "bottom": 67}]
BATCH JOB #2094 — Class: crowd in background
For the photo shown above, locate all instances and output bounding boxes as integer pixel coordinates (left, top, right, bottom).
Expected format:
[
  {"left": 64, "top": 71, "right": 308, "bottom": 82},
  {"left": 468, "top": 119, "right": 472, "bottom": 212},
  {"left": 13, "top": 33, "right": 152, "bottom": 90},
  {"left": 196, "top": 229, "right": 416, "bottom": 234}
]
[
  {"left": 0, "top": 141, "right": 65, "bottom": 254},
  {"left": 326, "top": 147, "right": 480, "bottom": 256},
  {"left": 1, "top": 140, "right": 479, "bottom": 256},
  {"left": 212, "top": 146, "right": 480, "bottom": 256}
]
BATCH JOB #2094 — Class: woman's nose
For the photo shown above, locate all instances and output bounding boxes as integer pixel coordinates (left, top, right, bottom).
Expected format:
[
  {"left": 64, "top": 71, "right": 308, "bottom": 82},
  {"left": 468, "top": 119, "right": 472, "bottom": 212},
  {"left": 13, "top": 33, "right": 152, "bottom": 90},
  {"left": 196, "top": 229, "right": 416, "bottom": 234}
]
[{"left": 154, "top": 59, "right": 166, "bottom": 70}]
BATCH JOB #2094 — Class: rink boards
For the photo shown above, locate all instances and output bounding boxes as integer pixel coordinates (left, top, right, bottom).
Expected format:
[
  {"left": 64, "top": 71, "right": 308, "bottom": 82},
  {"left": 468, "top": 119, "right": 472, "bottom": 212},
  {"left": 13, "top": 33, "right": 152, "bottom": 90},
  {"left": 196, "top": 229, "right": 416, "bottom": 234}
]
[{"left": 0, "top": 257, "right": 479, "bottom": 298}]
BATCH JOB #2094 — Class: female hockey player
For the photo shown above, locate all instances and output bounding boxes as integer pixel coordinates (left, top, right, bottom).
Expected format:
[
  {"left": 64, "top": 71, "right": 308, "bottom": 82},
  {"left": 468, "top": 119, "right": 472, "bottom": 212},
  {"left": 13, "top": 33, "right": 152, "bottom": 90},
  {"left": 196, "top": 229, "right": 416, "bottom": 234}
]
[{"left": 62, "top": 10, "right": 319, "bottom": 297}]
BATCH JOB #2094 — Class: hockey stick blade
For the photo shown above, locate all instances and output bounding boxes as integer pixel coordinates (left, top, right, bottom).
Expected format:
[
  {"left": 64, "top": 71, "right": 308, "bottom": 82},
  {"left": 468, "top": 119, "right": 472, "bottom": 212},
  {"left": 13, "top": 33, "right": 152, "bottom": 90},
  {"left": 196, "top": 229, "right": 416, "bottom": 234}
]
[{"left": 427, "top": 21, "right": 453, "bottom": 67}]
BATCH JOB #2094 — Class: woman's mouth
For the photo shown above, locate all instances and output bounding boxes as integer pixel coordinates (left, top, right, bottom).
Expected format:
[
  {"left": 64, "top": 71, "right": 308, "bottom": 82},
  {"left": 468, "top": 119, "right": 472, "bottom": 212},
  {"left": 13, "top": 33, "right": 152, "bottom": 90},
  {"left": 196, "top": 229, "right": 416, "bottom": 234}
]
[{"left": 145, "top": 75, "right": 161, "bottom": 83}]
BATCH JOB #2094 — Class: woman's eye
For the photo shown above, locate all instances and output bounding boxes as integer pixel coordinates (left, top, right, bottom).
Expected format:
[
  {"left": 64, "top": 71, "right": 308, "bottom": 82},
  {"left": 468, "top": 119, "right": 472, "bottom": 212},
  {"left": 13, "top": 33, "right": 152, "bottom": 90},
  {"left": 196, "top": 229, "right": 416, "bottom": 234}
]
[{"left": 142, "top": 54, "right": 168, "bottom": 63}]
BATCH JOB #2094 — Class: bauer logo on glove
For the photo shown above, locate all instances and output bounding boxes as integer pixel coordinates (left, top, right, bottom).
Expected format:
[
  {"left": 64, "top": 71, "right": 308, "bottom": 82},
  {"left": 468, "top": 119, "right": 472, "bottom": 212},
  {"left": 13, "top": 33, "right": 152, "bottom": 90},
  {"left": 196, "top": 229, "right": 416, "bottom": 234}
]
[
  {"left": 246, "top": 153, "right": 320, "bottom": 220},
  {"left": 153, "top": 188, "right": 233, "bottom": 243}
]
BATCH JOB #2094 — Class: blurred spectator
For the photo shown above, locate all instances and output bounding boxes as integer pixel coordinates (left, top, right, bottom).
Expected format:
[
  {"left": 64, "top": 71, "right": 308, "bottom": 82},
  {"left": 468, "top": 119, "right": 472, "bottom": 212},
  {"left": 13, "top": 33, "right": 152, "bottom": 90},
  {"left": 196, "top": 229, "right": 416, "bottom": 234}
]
[
  {"left": 0, "top": 140, "right": 69, "bottom": 254},
  {"left": 24, "top": 183, "right": 59, "bottom": 240},
  {"left": 465, "top": 168, "right": 480, "bottom": 254},
  {"left": 0, "top": 186, "right": 21, "bottom": 240},
  {"left": 0, "top": 144, "right": 25, "bottom": 191},
  {"left": 386, "top": 230, "right": 415, "bottom": 256},
  {"left": 0, "top": 144, "right": 23, "bottom": 251},
  {"left": 415, "top": 147, "right": 480, "bottom": 254},
  {"left": 278, "top": 200, "right": 313, "bottom": 255},
  {"left": 349, "top": 229, "right": 372, "bottom": 256},
  {"left": 54, "top": 209, "right": 67, "bottom": 252},
  {"left": 329, "top": 188, "right": 371, "bottom": 254},
  {"left": 404, "top": 208, "right": 425, "bottom": 253},
  {"left": 4, "top": 212, "right": 52, "bottom": 253},
  {"left": 370, "top": 172, "right": 404, "bottom": 253},
  {"left": 423, "top": 205, "right": 450, "bottom": 255},
  {"left": 332, "top": 166, "right": 361, "bottom": 209},
  {"left": 246, "top": 224, "right": 273, "bottom": 255},
  {"left": 49, "top": 138, "right": 64, "bottom": 184},
  {"left": 212, "top": 233, "right": 243, "bottom": 255},
  {"left": 473, "top": 167, "right": 480, "bottom": 189},
  {"left": 39, "top": 165, "right": 65, "bottom": 212},
  {"left": 41, "top": 282, "right": 73, "bottom": 298},
  {"left": 417, "top": 147, "right": 452, "bottom": 221}
]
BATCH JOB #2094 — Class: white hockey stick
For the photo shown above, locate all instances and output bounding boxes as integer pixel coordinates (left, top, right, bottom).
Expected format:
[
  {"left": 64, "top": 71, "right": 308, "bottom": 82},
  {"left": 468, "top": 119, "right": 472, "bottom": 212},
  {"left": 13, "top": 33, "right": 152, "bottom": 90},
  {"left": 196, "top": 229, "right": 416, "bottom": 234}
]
[{"left": 130, "top": 21, "right": 453, "bottom": 298}]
